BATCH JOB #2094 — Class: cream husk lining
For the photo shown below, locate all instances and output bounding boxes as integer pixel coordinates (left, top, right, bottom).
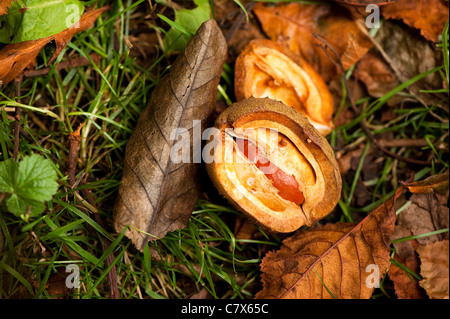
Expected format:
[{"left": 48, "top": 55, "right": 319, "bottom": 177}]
[{"left": 219, "top": 120, "right": 326, "bottom": 225}]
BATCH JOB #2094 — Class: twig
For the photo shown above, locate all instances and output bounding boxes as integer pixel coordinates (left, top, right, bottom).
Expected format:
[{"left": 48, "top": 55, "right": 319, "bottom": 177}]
[
  {"left": 80, "top": 187, "right": 119, "bottom": 299},
  {"left": 68, "top": 124, "right": 84, "bottom": 187},
  {"left": 312, "top": 33, "right": 431, "bottom": 166},
  {"left": 68, "top": 123, "right": 119, "bottom": 299},
  {"left": 13, "top": 77, "right": 23, "bottom": 161},
  {"left": 23, "top": 54, "right": 101, "bottom": 78},
  {"left": 378, "top": 138, "right": 430, "bottom": 148},
  {"left": 225, "top": 2, "right": 256, "bottom": 43}
]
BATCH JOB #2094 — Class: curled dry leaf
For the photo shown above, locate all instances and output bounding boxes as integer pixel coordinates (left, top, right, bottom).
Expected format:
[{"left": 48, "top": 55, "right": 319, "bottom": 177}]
[
  {"left": 353, "top": 52, "right": 402, "bottom": 104},
  {"left": 253, "top": 2, "right": 373, "bottom": 82},
  {"left": 402, "top": 171, "right": 449, "bottom": 194},
  {"left": 235, "top": 39, "right": 334, "bottom": 135},
  {"left": 372, "top": 20, "right": 444, "bottom": 108},
  {"left": 113, "top": 20, "right": 227, "bottom": 251},
  {"left": 381, "top": 0, "right": 449, "bottom": 42},
  {"left": 0, "top": 6, "right": 109, "bottom": 85},
  {"left": 255, "top": 186, "right": 404, "bottom": 299},
  {"left": 417, "top": 240, "right": 449, "bottom": 299},
  {"left": 205, "top": 97, "right": 341, "bottom": 233}
]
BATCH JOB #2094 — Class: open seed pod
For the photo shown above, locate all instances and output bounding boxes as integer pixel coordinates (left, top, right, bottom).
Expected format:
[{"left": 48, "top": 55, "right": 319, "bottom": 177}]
[
  {"left": 205, "top": 97, "right": 341, "bottom": 233},
  {"left": 235, "top": 39, "right": 334, "bottom": 135}
]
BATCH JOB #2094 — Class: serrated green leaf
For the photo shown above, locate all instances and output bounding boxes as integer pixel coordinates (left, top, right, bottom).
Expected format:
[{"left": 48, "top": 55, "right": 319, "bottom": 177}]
[
  {"left": 0, "top": 158, "right": 16, "bottom": 193},
  {"left": 6, "top": 193, "right": 45, "bottom": 217},
  {"left": 16, "top": 154, "right": 58, "bottom": 202},
  {"left": 161, "top": 0, "right": 211, "bottom": 52},
  {"left": 0, "top": 154, "right": 58, "bottom": 218},
  {"left": 0, "top": 0, "right": 85, "bottom": 44}
]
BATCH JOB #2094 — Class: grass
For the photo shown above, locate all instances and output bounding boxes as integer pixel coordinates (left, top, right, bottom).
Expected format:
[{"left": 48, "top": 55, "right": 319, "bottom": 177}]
[{"left": 0, "top": 1, "right": 449, "bottom": 299}]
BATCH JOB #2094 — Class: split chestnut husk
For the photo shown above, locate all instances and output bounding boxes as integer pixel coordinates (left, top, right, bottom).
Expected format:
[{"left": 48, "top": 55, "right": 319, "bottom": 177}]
[
  {"left": 235, "top": 39, "right": 334, "bottom": 135},
  {"left": 205, "top": 98, "right": 341, "bottom": 233}
]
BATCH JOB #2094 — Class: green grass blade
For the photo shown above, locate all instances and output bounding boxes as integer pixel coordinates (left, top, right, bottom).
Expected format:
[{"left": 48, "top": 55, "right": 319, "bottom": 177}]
[
  {"left": 314, "top": 267, "right": 337, "bottom": 299},
  {"left": 0, "top": 260, "right": 34, "bottom": 295},
  {"left": 392, "top": 228, "right": 449, "bottom": 243},
  {"left": 390, "top": 258, "right": 422, "bottom": 281},
  {"left": 157, "top": 14, "right": 193, "bottom": 37},
  {"left": 55, "top": 199, "right": 113, "bottom": 241},
  {"left": 346, "top": 141, "right": 371, "bottom": 206}
]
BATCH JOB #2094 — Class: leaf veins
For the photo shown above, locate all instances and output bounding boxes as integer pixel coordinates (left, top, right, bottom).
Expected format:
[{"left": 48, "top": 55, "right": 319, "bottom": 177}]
[{"left": 256, "top": 186, "right": 405, "bottom": 299}]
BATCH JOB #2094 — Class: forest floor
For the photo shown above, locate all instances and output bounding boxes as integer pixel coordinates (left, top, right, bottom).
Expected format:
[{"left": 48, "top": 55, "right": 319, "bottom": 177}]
[{"left": 0, "top": 0, "right": 448, "bottom": 300}]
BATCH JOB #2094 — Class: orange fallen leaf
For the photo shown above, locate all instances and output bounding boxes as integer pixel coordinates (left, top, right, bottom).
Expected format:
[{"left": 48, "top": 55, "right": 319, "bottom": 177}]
[
  {"left": 389, "top": 255, "right": 425, "bottom": 299},
  {"left": 402, "top": 172, "right": 449, "bottom": 194},
  {"left": 0, "top": 6, "right": 109, "bottom": 85},
  {"left": 382, "top": 0, "right": 449, "bottom": 42},
  {"left": 0, "top": 0, "right": 12, "bottom": 16},
  {"left": 354, "top": 52, "right": 401, "bottom": 101},
  {"left": 253, "top": 2, "right": 373, "bottom": 82},
  {"left": 256, "top": 186, "right": 404, "bottom": 299}
]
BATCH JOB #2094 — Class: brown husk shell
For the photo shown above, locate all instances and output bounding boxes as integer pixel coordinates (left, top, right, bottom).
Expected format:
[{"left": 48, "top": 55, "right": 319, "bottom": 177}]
[
  {"left": 206, "top": 97, "right": 342, "bottom": 233},
  {"left": 234, "top": 39, "right": 334, "bottom": 134}
]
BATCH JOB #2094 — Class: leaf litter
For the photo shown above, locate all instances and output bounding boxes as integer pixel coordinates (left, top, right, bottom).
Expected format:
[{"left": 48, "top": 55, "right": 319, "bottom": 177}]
[
  {"left": 113, "top": 19, "right": 227, "bottom": 251},
  {"left": 0, "top": 0, "right": 448, "bottom": 300},
  {"left": 0, "top": 0, "right": 85, "bottom": 44},
  {"left": 256, "top": 185, "right": 402, "bottom": 299},
  {"left": 0, "top": 6, "right": 109, "bottom": 85},
  {"left": 417, "top": 240, "right": 449, "bottom": 299}
]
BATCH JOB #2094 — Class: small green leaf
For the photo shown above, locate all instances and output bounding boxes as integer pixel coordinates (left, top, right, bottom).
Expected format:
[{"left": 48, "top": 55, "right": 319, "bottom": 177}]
[
  {"left": 0, "top": 154, "right": 58, "bottom": 218},
  {"left": 0, "top": 0, "right": 85, "bottom": 44},
  {"left": 161, "top": 0, "right": 211, "bottom": 52},
  {"left": 5, "top": 194, "right": 26, "bottom": 216},
  {"left": 0, "top": 158, "right": 15, "bottom": 193},
  {"left": 16, "top": 154, "right": 58, "bottom": 202},
  {"left": 5, "top": 193, "right": 45, "bottom": 218}
]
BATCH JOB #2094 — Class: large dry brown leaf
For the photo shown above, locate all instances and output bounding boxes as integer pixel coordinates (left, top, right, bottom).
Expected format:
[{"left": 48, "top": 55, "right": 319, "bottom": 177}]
[
  {"left": 0, "top": 6, "right": 108, "bottom": 85},
  {"left": 113, "top": 20, "right": 227, "bottom": 251},
  {"left": 353, "top": 52, "right": 402, "bottom": 105},
  {"left": 253, "top": 2, "right": 373, "bottom": 82},
  {"left": 355, "top": 19, "right": 445, "bottom": 108},
  {"left": 382, "top": 0, "right": 449, "bottom": 42},
  {"left": 417, "top": 240, "right": 449, "bottom": 299},
  {"left": 256, "top": 186, "right": 404, "bottom": 299},
  {"left": 371, "top": 20, "right": 445, "bottom": 108}
]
